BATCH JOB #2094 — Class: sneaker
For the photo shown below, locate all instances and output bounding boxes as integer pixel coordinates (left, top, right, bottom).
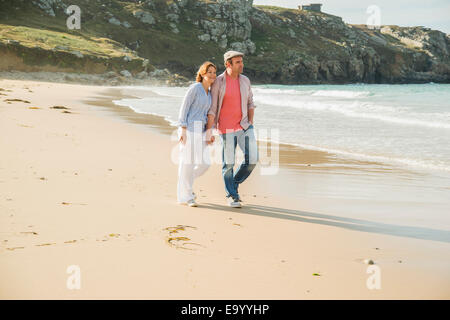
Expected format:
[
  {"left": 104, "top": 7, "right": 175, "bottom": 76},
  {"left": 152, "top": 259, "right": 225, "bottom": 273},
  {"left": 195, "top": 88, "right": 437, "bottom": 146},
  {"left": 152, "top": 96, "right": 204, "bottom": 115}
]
[
  {"left": 187, "top": 199, "right": 198, "bottom": 207},
  {"left": 228, "top": 197, "right": 242, "bottom": 208}
]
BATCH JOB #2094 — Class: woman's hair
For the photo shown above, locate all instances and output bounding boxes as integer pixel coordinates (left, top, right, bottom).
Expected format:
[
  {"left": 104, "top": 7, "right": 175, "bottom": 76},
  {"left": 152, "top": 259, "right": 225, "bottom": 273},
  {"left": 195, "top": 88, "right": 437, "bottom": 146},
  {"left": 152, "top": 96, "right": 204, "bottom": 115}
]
[{"left": 196, "top": 61, "right": 217, "bottom": 82}]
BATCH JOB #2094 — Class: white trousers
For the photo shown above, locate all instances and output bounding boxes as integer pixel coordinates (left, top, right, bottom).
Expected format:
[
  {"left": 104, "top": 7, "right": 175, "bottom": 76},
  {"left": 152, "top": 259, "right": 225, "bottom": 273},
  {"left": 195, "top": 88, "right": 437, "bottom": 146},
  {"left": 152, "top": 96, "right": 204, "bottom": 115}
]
[{"left": 177, "top": 130, "right": 211, "bottom": 203}]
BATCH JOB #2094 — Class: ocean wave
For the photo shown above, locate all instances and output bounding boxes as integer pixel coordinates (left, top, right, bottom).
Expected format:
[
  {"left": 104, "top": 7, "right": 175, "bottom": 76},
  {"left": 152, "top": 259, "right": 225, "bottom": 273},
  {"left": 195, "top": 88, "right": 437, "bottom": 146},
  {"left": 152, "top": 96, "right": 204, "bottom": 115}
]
[
  {"left": 253, "top": 88, "right": 372, "bottom": 98},
  {"left": 112, "top": 99, "right": 178, "bottom": 126},
  {"left": 253, "top": 88, "right": 315, "bottom": 95},
  {"left": 254, "top": 97, "right": 450, "bottom": 129},
  {"left": 143, "top": 86, "right": 185, "bottom": 98},
  {"left": 311, "top": 90, "right": 372, "bottom": 98}
]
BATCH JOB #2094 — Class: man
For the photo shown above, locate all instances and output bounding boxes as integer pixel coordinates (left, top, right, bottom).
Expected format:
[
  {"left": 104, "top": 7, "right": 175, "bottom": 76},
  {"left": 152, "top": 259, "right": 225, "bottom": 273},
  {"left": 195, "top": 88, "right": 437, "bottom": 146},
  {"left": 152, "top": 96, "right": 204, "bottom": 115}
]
[{"left": 206, "top": 50, "right": 258, "bottom": 208}]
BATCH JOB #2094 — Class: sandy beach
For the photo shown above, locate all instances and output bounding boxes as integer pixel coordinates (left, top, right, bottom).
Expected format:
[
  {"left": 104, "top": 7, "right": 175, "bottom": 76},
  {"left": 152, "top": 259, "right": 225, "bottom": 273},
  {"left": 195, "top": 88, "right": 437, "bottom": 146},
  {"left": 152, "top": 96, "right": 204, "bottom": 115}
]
[{"left": 0, "top": 79, "right": 449, "bottom": 299}]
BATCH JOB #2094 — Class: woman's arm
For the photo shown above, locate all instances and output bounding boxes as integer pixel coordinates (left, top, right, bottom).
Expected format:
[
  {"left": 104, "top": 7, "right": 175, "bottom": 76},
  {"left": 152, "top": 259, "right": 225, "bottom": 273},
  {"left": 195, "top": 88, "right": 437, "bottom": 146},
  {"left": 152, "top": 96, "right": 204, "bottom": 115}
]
[
  {"left": 205, "top": 114, "right": 215, "bottom": 144},
  {"left": 177, "top": 86, "right": 196, "bottom": 144},
  {"left": 177, "top": 85, "right": 196, "bottom": 128}
]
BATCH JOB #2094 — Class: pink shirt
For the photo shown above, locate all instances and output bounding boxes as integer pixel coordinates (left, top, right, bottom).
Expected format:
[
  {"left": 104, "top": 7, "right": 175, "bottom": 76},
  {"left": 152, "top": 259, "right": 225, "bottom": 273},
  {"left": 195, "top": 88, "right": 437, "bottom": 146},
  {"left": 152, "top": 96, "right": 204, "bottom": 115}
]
[{"left": 218, "top": 73, "right": 243, "bottom": 134}]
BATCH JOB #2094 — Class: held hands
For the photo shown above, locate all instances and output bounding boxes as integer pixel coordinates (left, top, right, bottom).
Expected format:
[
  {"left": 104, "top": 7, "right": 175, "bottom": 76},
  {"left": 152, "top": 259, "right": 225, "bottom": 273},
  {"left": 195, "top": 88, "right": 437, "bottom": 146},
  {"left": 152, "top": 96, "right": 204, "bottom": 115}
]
[
  {"left": 179, "top": 128, "right": 215, "bottom": 145},
  {"left": 179, "top": 128, "right": 187, "bottom": 145},
  {"left": 206, "top": 129, "right": 215, "bottom": 145}
]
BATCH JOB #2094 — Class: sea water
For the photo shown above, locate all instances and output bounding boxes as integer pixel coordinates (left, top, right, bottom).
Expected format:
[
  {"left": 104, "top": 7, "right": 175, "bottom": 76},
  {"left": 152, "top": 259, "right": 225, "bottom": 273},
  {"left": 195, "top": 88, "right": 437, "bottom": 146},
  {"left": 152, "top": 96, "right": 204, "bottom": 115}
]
[{"left": 114, "top": 83, "right": 450, "bottom": 175}]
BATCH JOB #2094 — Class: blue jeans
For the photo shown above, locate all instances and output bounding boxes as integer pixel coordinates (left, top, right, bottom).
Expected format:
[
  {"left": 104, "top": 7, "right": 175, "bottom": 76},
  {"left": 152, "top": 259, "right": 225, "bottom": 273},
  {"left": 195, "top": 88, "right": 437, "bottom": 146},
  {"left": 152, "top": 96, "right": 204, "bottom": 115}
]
[{"left": 220, "top": 125, "right": 258, "bottom": 199}]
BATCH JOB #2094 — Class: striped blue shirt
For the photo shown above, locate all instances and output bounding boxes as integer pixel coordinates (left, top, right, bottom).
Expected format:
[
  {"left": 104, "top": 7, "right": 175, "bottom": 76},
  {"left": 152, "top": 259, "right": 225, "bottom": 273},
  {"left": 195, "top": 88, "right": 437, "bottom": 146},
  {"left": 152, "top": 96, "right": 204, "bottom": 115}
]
[{"left": 177, "top": 82, "right": 212, "bottom": 132}]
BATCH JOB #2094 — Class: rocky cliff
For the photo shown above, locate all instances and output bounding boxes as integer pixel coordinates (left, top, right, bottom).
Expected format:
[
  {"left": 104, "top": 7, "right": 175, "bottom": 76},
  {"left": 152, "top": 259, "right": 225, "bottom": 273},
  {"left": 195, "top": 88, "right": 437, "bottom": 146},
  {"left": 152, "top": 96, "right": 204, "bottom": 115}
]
[{"left": 0, "top": 0, "right": 449, "bottom": 84}]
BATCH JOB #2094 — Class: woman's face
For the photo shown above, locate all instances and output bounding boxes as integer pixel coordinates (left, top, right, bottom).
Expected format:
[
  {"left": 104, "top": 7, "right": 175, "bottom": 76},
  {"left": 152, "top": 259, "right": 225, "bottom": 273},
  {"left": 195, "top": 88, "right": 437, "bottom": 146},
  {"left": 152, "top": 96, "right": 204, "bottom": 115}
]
[{"left": 203, "top": 66, "right": 217, "bottom": 84}]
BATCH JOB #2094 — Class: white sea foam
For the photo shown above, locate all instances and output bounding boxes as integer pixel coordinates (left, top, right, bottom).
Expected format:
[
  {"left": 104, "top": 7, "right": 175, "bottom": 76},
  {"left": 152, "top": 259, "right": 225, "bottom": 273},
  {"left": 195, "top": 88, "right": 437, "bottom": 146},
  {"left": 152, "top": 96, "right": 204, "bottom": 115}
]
[
  {"left": 254, "top": 96, "right": 450, "bottom": 129},
  {"left": 252, "top": 88, "right": 315, "bottom": 96},
  {"left": 311, "top": 90, "right": 372, "bottom": 98},
  {"left": 113, "top": 99, "right": 178, "bottom": 126},
  {"left": 253, "top": 88, "right": 372, "bottom": 98}
]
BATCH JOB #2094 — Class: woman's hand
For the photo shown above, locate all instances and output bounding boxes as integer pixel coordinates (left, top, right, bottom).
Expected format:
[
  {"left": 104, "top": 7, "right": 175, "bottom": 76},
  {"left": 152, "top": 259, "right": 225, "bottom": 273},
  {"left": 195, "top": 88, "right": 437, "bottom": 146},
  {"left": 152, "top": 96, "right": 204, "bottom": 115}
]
[{"left": 179, "top": 127, "right": 187, "bottom": 145}]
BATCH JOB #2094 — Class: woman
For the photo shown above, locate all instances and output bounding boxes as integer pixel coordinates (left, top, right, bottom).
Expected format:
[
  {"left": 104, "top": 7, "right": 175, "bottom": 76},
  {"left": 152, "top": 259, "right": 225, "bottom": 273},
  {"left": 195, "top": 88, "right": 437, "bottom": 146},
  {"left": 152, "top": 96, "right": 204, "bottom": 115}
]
[{"left": 177, "top": 61, "right": 217, "bottom": 207}]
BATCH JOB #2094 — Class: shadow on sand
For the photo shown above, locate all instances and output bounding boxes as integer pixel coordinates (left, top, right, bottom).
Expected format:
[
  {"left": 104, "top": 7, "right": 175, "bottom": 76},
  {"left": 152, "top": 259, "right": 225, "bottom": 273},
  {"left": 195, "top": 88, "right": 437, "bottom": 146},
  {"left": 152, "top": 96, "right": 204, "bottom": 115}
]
[{"left": 200, "top": 203, "right": 450, "bottom": 244}]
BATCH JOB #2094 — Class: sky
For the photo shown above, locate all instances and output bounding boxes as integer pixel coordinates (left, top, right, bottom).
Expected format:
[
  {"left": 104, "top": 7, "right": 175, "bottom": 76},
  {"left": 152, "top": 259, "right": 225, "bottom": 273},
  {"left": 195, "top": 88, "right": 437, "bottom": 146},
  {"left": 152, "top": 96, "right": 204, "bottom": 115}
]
[{"left": 253, "top": 0, "right": 450, "bottom": 34}]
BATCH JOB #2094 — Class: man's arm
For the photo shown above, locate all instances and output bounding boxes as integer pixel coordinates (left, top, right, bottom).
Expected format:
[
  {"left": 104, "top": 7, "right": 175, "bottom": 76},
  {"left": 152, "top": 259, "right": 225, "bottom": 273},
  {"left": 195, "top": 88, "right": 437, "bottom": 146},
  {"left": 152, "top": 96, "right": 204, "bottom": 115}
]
[
  {"left": 206, "top": 80, "right": 219, "bottom": 143},
  {"left": 205, "top": 114, "right": 215, "bottom": 144},
  {"left": 247, "top": 80, "right": 256, "bottom": 124},
  {"left": 206, "top": 114, "right": 215, "bottom": 130},
  {"left": 207, "top": 80, "right": 219, "bottom": 127},
  {"left": 248, "top": 107, "right": 254, "bottom": 125}
]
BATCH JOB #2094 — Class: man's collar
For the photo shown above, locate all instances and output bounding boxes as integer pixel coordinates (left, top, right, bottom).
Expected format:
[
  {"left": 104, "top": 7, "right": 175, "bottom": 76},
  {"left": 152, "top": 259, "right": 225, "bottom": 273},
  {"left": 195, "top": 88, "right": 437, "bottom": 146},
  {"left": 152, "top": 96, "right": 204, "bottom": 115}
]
[{"left": 223, "top": 70, "right": 240, "bottom": 80}]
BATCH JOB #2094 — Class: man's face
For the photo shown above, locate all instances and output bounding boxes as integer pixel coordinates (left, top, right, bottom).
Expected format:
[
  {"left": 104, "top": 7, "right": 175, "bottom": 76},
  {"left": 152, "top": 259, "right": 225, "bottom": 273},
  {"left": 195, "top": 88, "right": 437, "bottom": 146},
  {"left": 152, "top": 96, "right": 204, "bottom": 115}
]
[{"left": 228, "top": 56, "right": 244, "bottom": 74}]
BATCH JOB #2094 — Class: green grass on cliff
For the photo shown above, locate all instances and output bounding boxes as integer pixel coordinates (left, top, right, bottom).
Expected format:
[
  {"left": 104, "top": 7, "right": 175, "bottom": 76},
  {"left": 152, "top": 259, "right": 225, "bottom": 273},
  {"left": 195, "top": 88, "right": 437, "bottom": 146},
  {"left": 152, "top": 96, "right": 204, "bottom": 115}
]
[{"left": 0, "top": 24, "right": 133, "bottom": 58}]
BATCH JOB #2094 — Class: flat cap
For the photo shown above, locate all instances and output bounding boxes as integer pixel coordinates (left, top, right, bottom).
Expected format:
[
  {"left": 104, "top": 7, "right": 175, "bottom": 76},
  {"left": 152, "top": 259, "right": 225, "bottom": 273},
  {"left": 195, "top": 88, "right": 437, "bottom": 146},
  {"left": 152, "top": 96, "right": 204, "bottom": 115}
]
[{"left": 224, "top": 50, "right": 244, "bottom": 62}]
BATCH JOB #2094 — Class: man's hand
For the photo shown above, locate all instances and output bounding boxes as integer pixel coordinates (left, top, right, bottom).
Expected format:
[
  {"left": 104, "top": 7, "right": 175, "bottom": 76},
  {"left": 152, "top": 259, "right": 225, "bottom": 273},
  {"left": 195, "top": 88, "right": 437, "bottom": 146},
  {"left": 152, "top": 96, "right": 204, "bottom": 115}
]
[{"left": 248, "top": 107, "right": 255, "bottom": 126}]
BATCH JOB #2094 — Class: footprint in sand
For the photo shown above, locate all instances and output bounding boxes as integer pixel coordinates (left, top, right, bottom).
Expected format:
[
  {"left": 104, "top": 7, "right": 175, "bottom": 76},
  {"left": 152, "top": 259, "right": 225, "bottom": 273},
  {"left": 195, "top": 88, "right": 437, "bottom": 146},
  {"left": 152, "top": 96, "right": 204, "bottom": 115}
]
[
  {"left": 95, "top": 233, "right": 123, "bottom": 242},
  {"left": 50, "top": 106, "right": 70, "bottom": 110},
  {"left": 228, "top": 218, "right": 243, "bottom": 227},
  {"left": 108, "top": 233, "right": 120, "bottom": 238},
  {"left": 4, "top": 229, "right": 148, "bottom": 252},
  {"left": 164, "top": 225, "right": 196, "bottom": 235},
  {"left": 4, "top": 98, "right": 30, "bottom": 104},
  {"left": 61, "top": 202, "right": 87, "bottom": 205},
  {"left": 163, "top": 225, "right": 203, "bottom": 250},
  {"left": 35, "top": 243, "right": 56, "bottom": 247},
  {"left": 50, "top": 106, "right": 75, "bottom": 114},
  {"left": 20, "top": 231, "right": 38, "bottom": 235},
  {"left": 6, "top": 247, "right": 25, "bottom": 251}
]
